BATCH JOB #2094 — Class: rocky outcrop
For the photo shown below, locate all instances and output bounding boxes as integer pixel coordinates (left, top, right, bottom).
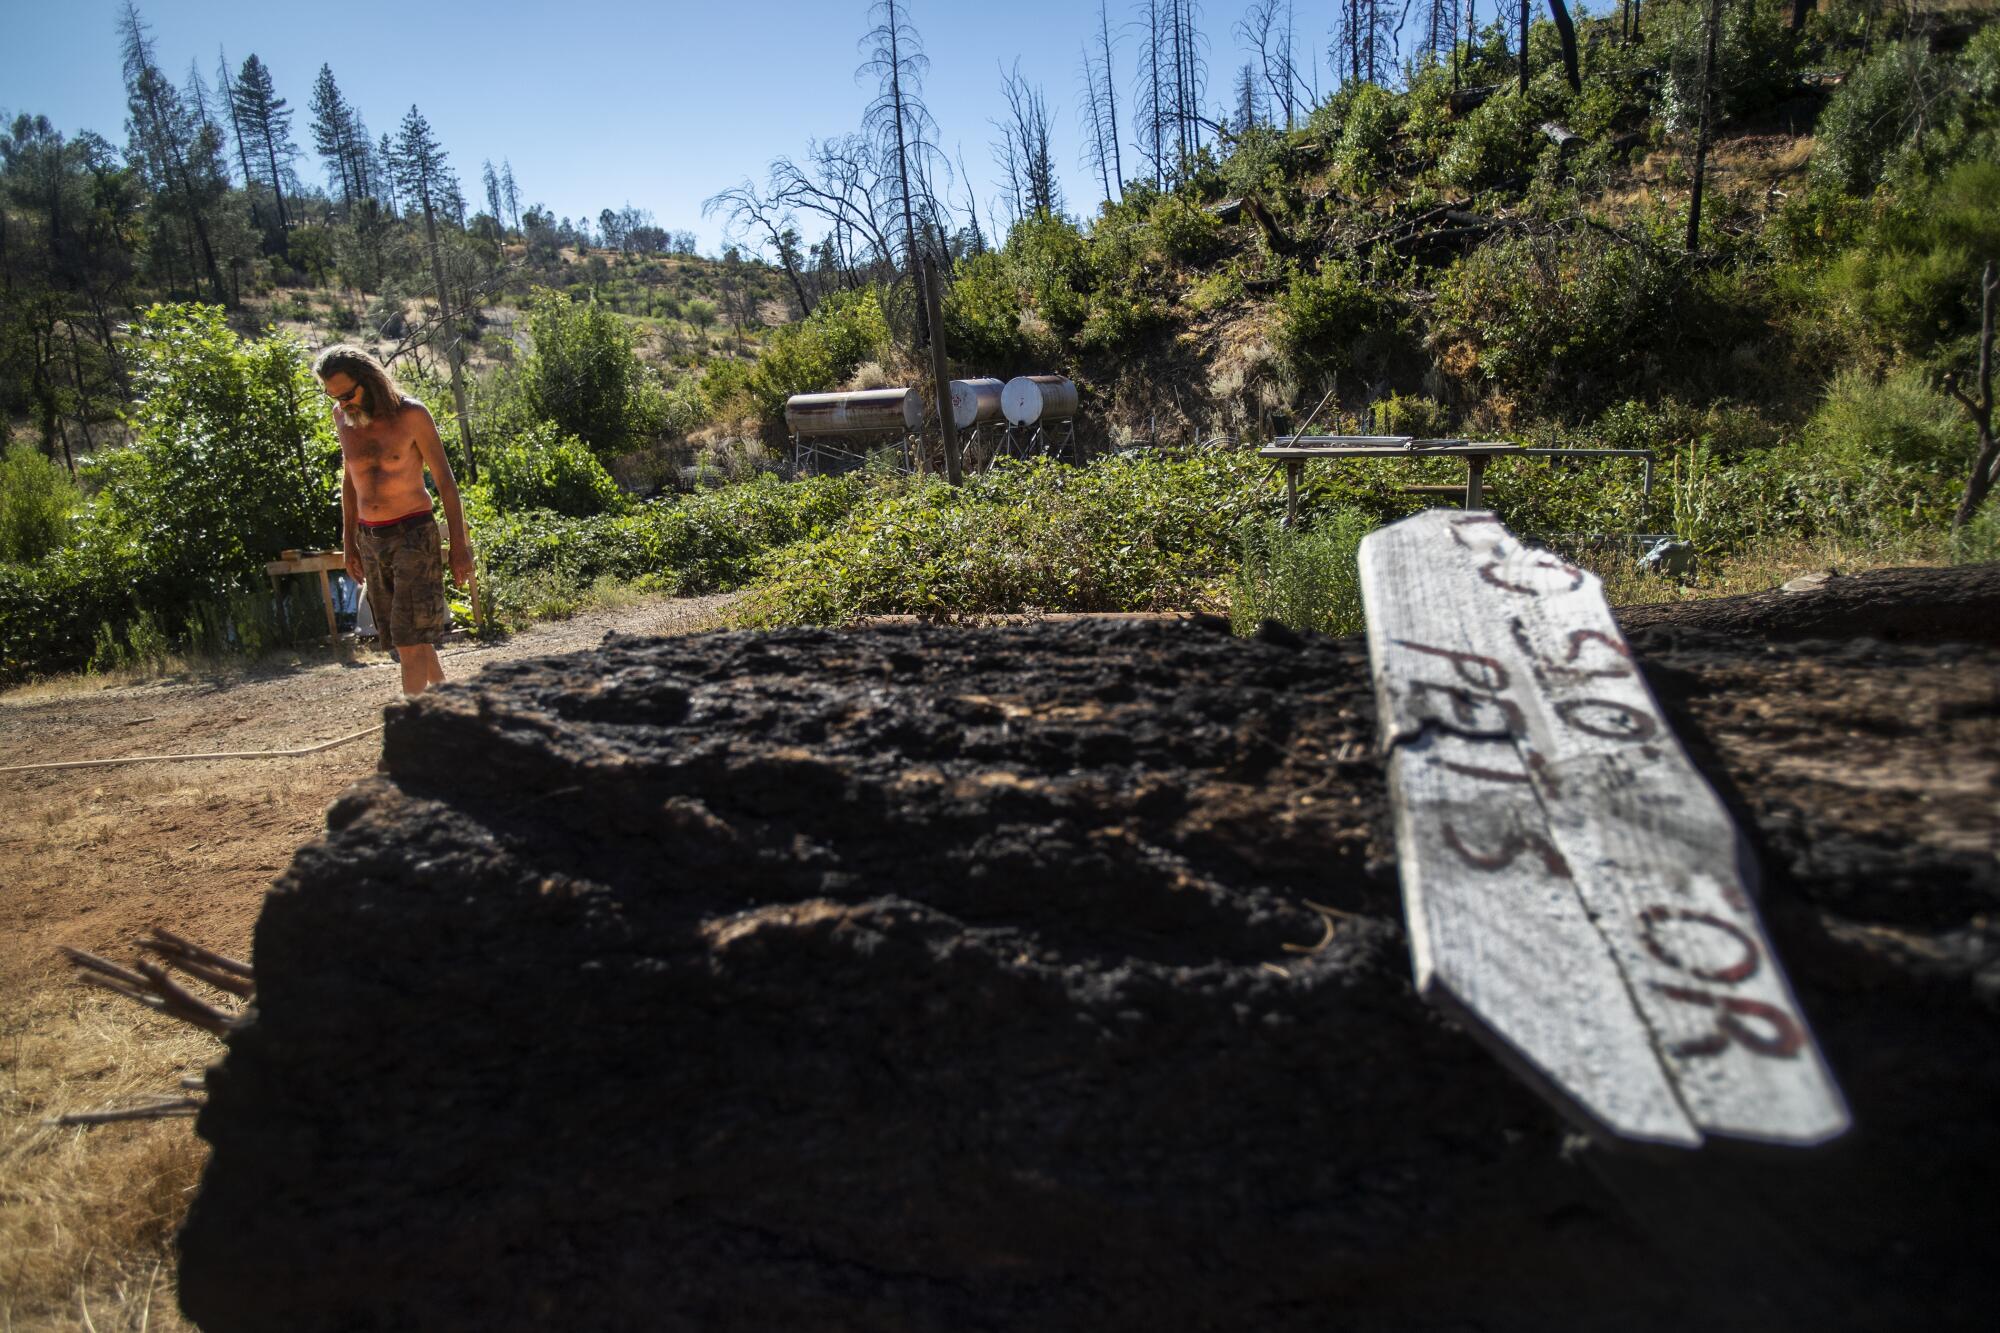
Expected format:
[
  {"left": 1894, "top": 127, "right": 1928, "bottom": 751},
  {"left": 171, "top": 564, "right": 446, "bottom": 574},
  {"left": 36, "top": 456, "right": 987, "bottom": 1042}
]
[{"left": 180, "top": 579, "right": 2000, "bottom": 1332}]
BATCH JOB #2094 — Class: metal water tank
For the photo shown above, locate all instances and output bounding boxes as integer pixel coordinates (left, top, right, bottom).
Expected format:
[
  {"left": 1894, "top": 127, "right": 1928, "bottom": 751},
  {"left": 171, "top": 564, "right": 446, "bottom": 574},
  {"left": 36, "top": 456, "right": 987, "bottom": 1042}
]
[
  {"left": 1000, "top": 375, "right": 1078, "bottom": 427},
  {"left": 784, "top": 388, "right": 923, "bottom": 435},
  {"left": 948, "top": 378, "right": 1005, "bottom": 431}
]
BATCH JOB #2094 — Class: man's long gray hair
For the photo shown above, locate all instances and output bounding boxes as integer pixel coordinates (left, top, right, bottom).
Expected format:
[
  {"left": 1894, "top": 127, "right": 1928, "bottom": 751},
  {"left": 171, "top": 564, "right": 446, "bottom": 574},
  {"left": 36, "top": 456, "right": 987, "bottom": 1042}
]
[{"left": 311, "top": 344, "right": 405, "bottom": 420}]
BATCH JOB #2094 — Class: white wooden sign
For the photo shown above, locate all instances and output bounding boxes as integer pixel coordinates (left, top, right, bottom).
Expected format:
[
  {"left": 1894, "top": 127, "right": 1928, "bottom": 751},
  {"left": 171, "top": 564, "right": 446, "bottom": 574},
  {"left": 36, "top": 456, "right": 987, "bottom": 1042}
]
[{"left": 1360, "top": 510, "right": 1849, "bottom": 1148}]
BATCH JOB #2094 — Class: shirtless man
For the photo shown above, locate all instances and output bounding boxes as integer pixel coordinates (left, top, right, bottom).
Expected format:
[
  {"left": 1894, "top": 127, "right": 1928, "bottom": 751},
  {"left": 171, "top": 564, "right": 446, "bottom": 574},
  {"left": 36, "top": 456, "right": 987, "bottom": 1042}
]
[{"left": 313, "top": 345, "right": 473, "bottom": 695}]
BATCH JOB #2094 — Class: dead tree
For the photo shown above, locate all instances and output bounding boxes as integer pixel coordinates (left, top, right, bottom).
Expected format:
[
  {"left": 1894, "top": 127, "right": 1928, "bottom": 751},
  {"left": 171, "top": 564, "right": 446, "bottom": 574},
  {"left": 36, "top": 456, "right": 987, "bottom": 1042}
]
[
  {"left": 1547, "top": 0, "right": 1583, "bottom": 93},
  {"left": 1092, "top": 2, "right": 1124, "bottom": 194},
  {"left": 704, "top": 180, "right": 814, "bottom": 316},
  {"left": 1947, "top": 262, "right": 2000, "bottom": 533},
  {"left": 861, "top": 0, "right": 945, "bottom": 348},
  {"left": 993, "top": 61, "right": 1061, "bottom": 222},
  {"left": 1685, "top": 0, "right": 1723, "bottom": 254}
]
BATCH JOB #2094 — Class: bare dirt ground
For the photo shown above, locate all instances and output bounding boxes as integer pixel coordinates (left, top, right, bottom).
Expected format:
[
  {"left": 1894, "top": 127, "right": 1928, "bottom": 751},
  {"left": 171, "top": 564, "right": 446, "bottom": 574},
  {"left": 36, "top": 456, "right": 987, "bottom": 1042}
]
[{"left": 0, "top": 594, "right": 737, "bottom": 1331}]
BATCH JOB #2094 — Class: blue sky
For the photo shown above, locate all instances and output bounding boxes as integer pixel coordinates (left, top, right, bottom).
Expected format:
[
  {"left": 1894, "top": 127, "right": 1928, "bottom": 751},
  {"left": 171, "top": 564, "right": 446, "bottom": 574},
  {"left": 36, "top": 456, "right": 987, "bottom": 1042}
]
[{"left": 0, "top": 2, "right": 1580, "bottom": 254}]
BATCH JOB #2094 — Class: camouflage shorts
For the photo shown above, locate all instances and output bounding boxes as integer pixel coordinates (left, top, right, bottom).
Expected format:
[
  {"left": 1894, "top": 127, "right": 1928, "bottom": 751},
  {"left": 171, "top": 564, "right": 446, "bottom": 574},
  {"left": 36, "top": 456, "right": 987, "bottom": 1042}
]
[{"left": 355, "top": 514, "right": 446, "bottom": 649}]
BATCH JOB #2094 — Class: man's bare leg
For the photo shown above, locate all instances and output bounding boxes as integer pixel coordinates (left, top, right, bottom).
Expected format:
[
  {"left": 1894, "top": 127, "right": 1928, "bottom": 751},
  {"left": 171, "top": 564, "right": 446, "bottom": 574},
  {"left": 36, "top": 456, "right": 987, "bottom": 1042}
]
[{"left": 396, "top": 644, "right": 445, "bottom": 695}]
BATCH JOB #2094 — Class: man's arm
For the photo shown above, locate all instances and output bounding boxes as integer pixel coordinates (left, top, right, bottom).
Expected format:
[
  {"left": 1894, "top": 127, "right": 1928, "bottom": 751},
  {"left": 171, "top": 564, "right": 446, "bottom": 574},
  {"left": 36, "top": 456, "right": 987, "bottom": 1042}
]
[
  {"left": 412, "top": 405, "right": 474, "bottom": 588},
  {"left": 341, "top": 462, "right": 363, "bottom": 584}
]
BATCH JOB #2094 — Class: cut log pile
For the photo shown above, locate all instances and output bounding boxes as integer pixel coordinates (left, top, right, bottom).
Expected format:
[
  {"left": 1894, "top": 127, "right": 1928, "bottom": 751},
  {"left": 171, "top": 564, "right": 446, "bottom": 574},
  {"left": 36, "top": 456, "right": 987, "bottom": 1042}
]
[{"left": 180, "top": 568, "right": 2000, "bottom": 1332}]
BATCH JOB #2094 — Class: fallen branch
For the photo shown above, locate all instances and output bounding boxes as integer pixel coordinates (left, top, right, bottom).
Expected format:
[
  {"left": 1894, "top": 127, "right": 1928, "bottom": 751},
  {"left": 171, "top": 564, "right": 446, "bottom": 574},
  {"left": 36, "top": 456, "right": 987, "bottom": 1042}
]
[
  {"left": 66, "top": 948, "right": 238, "bottom": 1037},
  {"left": 141, "top": 927, "right": 255, "bottom": 996},
  {"left": 56, "top": 1098, "right": 202, "bottom": 1127}
]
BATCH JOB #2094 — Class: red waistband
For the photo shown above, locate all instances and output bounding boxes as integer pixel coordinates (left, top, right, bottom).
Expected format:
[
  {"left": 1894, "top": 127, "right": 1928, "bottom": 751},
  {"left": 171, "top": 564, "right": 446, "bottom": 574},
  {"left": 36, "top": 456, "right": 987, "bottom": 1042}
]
[{"left": 358, "top": 507, "right": 434, "bottom": 529}]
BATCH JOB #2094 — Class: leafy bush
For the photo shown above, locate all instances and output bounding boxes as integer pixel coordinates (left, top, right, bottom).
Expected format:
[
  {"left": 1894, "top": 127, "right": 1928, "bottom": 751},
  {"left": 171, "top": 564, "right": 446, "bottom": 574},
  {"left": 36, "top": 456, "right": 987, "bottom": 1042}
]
[
  {"left": 1815, "top": 160, "right": 2000, "bottom": 363},
  {"left": 1806, "top": 365, "right": 1973, "bottom": 474},
  {"left": 1005, "top": 213, "right": 1092, "bottom": 338},
  {"left": 737, "top": 287, "right": 891, "bottom": 422},
  {"left": 1229, "top": 511, "right": 1371, "bottom": 637},
  {"left": 1333, "top": 84, "right": 1401, "bottom": 192},
  {"left": 944, "top": 251, "right": 1031, "bottom": 369},
  {"left": 1433, "top": 226, "right": 1728, "bottom": 417},
  {"left": 1147, "top": 196, "right": 1228, "bottom": 267},
  {"left": 1439, "top": 91, "right": 1544, "bottom": 192},
  {"left": 101, "top": 304, "right": 340, "bottom": 616},
  {"left": 1275, "top": 262, "right": 1391, "bottom": 377},
  {"left": 470, "top": 471, "right": 870, "bottom": 627},
  {"left": 0, "top": 443, "right": 79, "bottom": 564},
  {"left": 1186, "top": 269, "right": 1246, "bottom": 314},
  {"left": 1812, "top": 40, "right": 1938, "bottom": 194},
  {"left": 0, "top": 537, "right": 140, "bottom": 679},
  {"left": 745, "top": 453, "right": 1278, "bottom": 624},
  {"left": 0, "top": 305, "right": 366, "bottom": 679},
  {"left": 483, "top": 424, "right": 630, "bottom": 517},
  {"left": 518, "top": 288, "right": 667, "bottom": 456},
  {"left": 1652, "top": 0, "right": 1800, "bottom": 136},
  {"left": 1077, "top": 291, "right": 1167, "bottom": 354}
]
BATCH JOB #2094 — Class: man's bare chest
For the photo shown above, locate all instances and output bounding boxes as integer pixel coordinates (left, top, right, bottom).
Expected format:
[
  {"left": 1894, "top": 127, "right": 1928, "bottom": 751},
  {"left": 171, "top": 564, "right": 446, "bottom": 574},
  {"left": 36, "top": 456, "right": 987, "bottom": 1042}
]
[{"left": 342, "top": 430, "right": 419, "bottom": 481}]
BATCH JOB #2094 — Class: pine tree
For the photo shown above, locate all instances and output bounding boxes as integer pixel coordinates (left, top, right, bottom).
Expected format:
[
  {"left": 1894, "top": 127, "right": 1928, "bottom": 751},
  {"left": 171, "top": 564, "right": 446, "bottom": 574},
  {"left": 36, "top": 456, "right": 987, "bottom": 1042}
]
[
  {"left": 1234, "top": 62, "right": 1262, "bottom": 131},
  {"left": 350, "top": 110, "right": 374, "bottom": 200},
  {"left": 214, "top": 49, "right": 265, "bottom": 238},
  {"left": 482, "top": 159, "right": 503, "bottom": 230},
  {"left": 378, "top": 133, "right": 400, "bottom": 214},
  {"left": 308, "top": 64, "right": 358, "bottom": 212},
  {"left": 391, "top": 105, "right": 476, "bottom": 480},
  {"left": 118, "top": 2, "right": 226, "bottom": 301},
  {"left": 232, "top": 55, "right": 298, "bottom": 251},
  {"left": 500, "top": 159, "right": 519, "bottom": 231}
]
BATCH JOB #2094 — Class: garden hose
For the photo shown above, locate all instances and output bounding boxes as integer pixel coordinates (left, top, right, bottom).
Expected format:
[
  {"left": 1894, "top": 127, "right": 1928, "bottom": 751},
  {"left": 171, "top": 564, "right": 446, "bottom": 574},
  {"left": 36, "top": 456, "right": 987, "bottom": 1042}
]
[{"left": 0, "top": 723, "right": 385, "bottom": 775}]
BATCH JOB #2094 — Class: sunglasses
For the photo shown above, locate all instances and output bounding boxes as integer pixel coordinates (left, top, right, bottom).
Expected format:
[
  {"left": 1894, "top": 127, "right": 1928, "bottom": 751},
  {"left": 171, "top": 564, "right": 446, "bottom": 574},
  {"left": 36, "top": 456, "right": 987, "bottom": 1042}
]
[{"left": 325, "top": 382, "right": 365, "bottom": 406}]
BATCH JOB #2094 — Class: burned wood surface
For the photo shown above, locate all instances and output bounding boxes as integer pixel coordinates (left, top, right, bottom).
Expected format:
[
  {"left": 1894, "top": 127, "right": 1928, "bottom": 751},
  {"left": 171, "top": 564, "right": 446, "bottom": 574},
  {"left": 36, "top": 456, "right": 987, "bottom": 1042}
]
[{"left": 180, "top": 576, "right": 2000, "bottom": 1331}]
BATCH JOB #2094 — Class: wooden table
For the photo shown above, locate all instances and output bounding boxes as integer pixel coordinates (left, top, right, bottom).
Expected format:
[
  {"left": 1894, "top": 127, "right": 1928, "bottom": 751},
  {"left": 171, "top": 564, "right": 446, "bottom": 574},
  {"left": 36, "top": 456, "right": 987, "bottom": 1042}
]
[
  {"left": 1257, "top": 437, "right": 1655, "bottom": 526},
  {"left": 264, "top": 550, "right": 347, "bottom": 647},
  {"left": 268, "top": 545, "right": 478, "bottom": 646}
]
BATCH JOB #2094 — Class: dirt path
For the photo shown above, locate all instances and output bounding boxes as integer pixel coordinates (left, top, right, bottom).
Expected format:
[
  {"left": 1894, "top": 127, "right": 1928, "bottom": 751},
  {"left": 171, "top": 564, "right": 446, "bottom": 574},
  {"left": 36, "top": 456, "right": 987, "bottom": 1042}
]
[{"left": 0, "top": 594, "right": 738, "bottom": 1331}]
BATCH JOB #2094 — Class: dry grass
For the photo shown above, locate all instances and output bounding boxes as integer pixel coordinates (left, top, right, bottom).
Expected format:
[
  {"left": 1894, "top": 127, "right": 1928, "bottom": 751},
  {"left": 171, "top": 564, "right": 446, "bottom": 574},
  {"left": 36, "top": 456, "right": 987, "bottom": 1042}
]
[
  {"left": 1582, "top": 529, "right": 1957, "bottom": 610},
  {"left": 1, "top": 999, "right": 213, "bottom": 1332}
]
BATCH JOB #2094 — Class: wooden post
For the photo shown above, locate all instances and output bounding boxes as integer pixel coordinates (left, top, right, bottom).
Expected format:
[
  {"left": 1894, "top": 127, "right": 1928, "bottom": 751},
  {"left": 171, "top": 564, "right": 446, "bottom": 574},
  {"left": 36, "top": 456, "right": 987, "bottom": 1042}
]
[
  {"left": 1360, "top": 510, "right": 1849, "bottom": 1148},
  {"left": 1285, "top": 461, "right": 1301, "bottom": 528},
  {"left": 1465, "top": 454, "right": 1488, "bottom": 509},
  {"left": 922, "top": 254, "right": 962, "bottom": 487},
  {"left": 314, "top": 566, "right": 339, "bottom": 646}
]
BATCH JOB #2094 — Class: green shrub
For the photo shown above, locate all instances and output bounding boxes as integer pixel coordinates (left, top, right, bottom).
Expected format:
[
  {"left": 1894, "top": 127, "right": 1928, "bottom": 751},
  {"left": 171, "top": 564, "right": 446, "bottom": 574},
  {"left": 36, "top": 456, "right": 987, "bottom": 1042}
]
[
  {"left": 1433, "top": 226, "right": 1728, "bottom": 417},
  {"left": 1439, "top": 91, "right": 1543, "bottom": 192},
  {"left": 469, "top": 470, "right": 871, "bottom": 625},
  {"left": 944, "top": 251, "right": 1031, "bottom": 369},
  {"left": 746, "top": 453, "right": 1279, "bottom": 624},
  {"left": 484, "top": 424, "right": 630, "bottom": 518},
  {"left": 1806, "top": 365, "right": 1973, "bottom": 475},
  {"left": 1815, "top": 160, "right": 2000, "bottom": 363},
  {"left": 1147, "top": 196, "right": 1228, "bottom": 267},
  {"left": 103, "top": 304, "right": 340, "bottom": 614},
  {"left": 1333, "top": 84, "right": 1400, "bottom": 192},
  {"left": 1812, "top": 41, "right": 1938, "bottom": 194},
  {"left": 1077, "top": 291, "right": 1167, "bottom": 354},
  {"left": 1005, "top": 213, "right": 1092, "bottom": 338},
  {"left": 698, "top": 357, "right": 755, "bottom": 421},
  {"left": 518, "top": 288, "right": 667, "bottom": 455},
  {"left": 1274, "top": 262, "right": 1390, "bottom": 377},
  {"left": 0, "top": 443, "right": 80, "bottom": 564},
  {"left": 740, "top": 287, "right": 891, "bottom": 422},
  {"left": 1652, "top": 0, "right": 1800, "bottom": 137},
  {"left": 1229, "top": 511, "right": 1371, "bottom": 637},
  {"left": 1186, "top": 269, "right": 1246, "bottom": 314},
  {"left": 0, "top": 537, "right": 139, "bottom": 679}
]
